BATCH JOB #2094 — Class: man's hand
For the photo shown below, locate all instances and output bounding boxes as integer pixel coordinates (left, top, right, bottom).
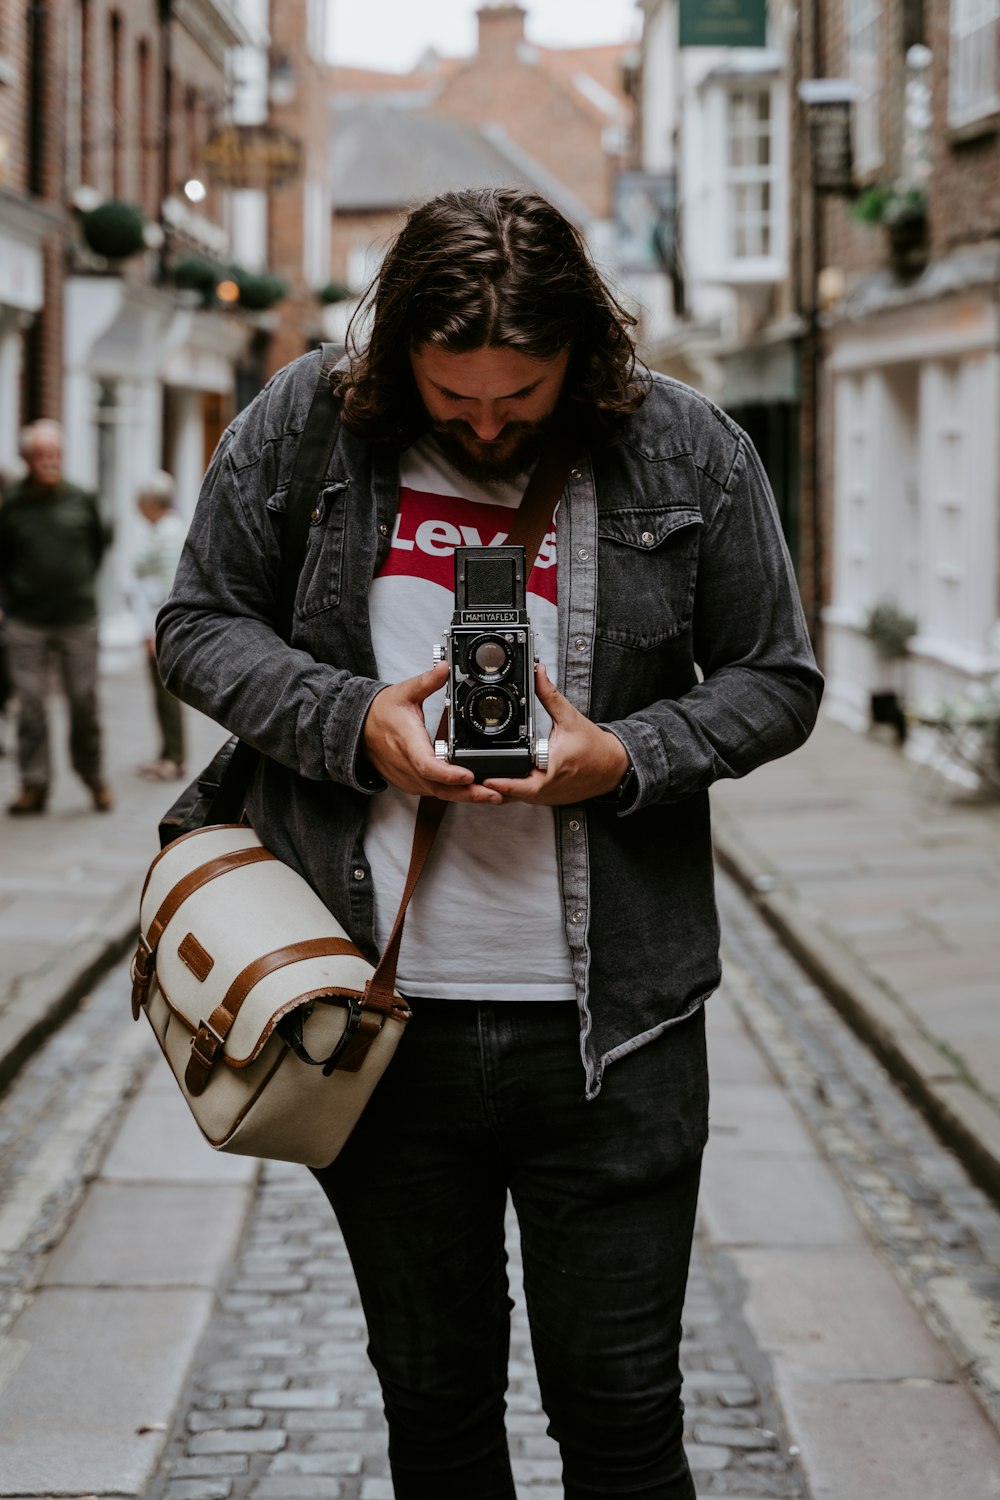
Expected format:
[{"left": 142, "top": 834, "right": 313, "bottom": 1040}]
[
  {"left": 362, "top": 662, "right": 503, "bottom": 803},
  {"left": 485, "top": 664, "right": 630, "bottom": 806}
]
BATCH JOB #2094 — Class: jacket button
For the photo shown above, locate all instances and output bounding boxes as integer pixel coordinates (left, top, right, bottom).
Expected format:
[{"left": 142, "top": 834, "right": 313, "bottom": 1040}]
[
  {"left": 574, "top": 636, "right": 587, "bottom": 651},
  {"left": 570, "top": 910, "right": 584, "bottom": 924},
  {"left": 352, "top": 867, "right": 366, "bottom": 881},
  {"left": 570, "top": 467, "right": 582, "bottom": 479},
  {"left": 568, "top": 818, "right": 581, "bottom": 832},
  {"left": 577, "top": 548, "right": 590, "bottom": 562},
  {"left": 379, "top": 522, "right": 389, "bottom": 536},
  {"left": 641, "top": 531, "right": 655, "bottom": 546},
  {"left": 310, "top": 508, "right": 321, "bottom": 523}
]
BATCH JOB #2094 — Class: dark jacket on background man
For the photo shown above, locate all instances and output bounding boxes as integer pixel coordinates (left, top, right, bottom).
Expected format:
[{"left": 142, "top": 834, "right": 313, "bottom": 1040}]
[{"left": 0, "top": 480, "right": 109, "bottom": 626}]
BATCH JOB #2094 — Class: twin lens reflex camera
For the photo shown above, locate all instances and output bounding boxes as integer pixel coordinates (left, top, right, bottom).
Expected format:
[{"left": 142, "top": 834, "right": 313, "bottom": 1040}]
[{"left": 433, "top": 545, "right": 548, "bottom": 781}]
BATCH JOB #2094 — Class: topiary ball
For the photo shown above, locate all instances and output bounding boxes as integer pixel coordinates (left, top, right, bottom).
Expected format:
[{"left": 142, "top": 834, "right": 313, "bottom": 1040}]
[
  {"left": 172, "top": 256, "right": 224, "bottom": 294},
  {"left": 81, "top": 199, "right": 148, "bottom": 259},
  {"left": 236, "top": 271, "right": 288, "bottom": 311}
]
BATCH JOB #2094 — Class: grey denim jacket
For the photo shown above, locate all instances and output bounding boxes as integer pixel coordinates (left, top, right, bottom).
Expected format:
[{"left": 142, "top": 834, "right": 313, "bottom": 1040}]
[{"left": 158, "top": 349, "right": 823, "bottom": 1098}]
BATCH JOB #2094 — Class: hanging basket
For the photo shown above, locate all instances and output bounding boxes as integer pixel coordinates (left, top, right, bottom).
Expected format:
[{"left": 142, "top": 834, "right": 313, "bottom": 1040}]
[
  {"left": 236, "top": 270, "right": 288, "bottom": 311},
  {"left": 317, "top": 280, "right": 351, "bottom": 305},
  {"left": 80, "top": 199, "right": 148, "bottom": 260},
  {"left": 172, "top": 256, "right": 225, "bottom": 296}
]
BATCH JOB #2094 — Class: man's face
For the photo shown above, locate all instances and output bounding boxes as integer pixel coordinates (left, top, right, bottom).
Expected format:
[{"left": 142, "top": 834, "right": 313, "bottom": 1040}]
[
  {"left": 410, "top": 344, "right": 570, "bottom": 483},
  {"left": 25, "top": 434, "right": 63, "bottom": 488}
]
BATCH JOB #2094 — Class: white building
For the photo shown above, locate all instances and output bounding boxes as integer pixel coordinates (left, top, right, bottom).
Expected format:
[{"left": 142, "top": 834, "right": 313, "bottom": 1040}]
[
  {"left": 633, "top": 0, "right": 802, "bottom": 568},
  {"left": 60, "top": 0, "right": 269, "bottom": 655}
]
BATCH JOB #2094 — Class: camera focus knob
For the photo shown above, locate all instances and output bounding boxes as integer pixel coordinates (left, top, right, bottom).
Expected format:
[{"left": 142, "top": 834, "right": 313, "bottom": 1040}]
[
  {"left": 432, "top": 645, "right": 446, "bottom": 664},
  {"left": 535, "top": 738, "right": 549, "bottom": 771},
  {"left": 434, "top": 739, "right": 449, "bottom": 761}
]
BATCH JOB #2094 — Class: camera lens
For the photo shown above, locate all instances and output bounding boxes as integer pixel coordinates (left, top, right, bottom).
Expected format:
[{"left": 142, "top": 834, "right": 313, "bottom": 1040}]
[
  {"left": 465, "top": 633, "right": 513, "bottom": 683},
  {"left": 465, "top": 684, "right": 516, "bottom": 736},
  {"left": 474, "top": 640, "right": 507, "bottom": 675}
]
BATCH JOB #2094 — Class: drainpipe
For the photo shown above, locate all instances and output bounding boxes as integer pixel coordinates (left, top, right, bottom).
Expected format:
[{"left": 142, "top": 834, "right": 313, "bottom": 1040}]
[
  {"left": 27, "top": 1, "right": 47, "bottom": 196},
  {"left": 156, "top": 0, "right": 173, "bottom": 284}
]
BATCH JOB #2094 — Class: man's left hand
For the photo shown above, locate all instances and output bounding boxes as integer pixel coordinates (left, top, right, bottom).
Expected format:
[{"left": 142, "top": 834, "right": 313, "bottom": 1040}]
[{"left": 484, "top": 664, "right": 630, "bottom": 806}]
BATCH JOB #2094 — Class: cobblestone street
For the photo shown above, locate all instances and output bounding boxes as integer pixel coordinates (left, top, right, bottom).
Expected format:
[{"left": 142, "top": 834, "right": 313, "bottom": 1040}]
[
  {"left": 145, "top": 1160, "right": 809, "bottom": 1500},
  {"left": 3, "top": 670, "right": 1000, "bottom": 1498}
]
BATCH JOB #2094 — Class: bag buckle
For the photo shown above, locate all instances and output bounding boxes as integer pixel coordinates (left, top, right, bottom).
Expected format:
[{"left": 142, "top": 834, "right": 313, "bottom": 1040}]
[
  {"left": 186, "top": 1017, "right": 227, "bottom": 1097},
  {"left": 130, "top": 935, "right": 154, "bottom": 1020},
  {"left": 195, "top": 1017, "right": 226, "bottom": 1050}
]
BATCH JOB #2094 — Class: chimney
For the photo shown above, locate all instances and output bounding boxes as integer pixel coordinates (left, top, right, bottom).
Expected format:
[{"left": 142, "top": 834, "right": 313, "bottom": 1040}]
[{"left": 476, "top": 4, "right": 528, "bottom": 59}]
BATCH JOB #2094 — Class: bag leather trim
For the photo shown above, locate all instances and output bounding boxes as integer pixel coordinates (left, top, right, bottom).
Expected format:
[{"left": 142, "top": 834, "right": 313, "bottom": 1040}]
[{"left": 184, "top": 935, "right": 367, "bottom": 1093}]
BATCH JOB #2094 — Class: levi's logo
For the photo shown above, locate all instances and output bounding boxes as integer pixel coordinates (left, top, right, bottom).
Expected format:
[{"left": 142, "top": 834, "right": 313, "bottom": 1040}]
[{"left": 377, "top": 487, "right": 557, "bottom": 604}]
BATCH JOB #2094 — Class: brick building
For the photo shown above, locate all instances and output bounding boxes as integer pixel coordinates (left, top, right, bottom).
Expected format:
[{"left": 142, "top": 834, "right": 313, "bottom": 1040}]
[
  {"left": 809, "top": 0, "right": 1000, "bottom": 755},
  {"left": 0, "top": 0, "right": 332, "bottom": 650},
  {"left": 261, "top": 0, "right": 331, "bottom": 377},
  {"left": 327, "top": 2, "right": 633, "bottom": 322},
  {"left": 427, "top": 3, "right": 630, "bottom": 221},
  {"left": 0, "top": 0, "right": 68, "bottom": 462}
]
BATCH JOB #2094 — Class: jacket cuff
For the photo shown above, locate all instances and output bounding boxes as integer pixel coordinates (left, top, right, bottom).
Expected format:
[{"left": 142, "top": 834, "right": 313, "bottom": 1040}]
[
  {"left": 594, "top": 720, "right": 667, "bottom": 815},
  {"left": 321, "top": 675, "right": 390, "bottom": 794}
]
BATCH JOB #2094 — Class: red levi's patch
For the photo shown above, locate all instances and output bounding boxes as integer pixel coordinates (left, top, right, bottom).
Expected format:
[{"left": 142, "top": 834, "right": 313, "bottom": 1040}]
[{"left": 378, "top": 487, "right": 557, "bottom": 606}]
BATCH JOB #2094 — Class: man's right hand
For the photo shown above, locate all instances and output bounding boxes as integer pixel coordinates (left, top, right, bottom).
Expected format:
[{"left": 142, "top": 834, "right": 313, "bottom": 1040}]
[{"left": 362, "top": 662, "right": 503, "bottom": 803}]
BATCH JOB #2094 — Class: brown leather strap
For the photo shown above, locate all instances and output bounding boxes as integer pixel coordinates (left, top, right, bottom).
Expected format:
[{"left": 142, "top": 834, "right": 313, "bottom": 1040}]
[
  {"left": 131, "top": 844, "right": 276, "bottom": 1018},
  {"left": 185, "top": 934, "right": 373, "bottom": 1094},
  {"left": 365, "top": 434, "right": 578, "bottom": 1007}
]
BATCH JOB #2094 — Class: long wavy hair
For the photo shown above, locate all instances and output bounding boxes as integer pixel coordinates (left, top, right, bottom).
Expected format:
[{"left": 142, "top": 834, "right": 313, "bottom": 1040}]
[{"left": 336, "top": 187, "right": 649, "bottom": 446}]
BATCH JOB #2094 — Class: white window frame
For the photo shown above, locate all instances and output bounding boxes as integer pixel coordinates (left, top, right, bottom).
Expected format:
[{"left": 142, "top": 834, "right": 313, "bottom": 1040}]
[
  {"left": 846, "top": 0, "right": 883, "bottom": 173},
  {"left": 949, "top": 0, "right": 1000, "bottom": 127},
  {"left": 724, "top": 84, "right": 775, "bottom": 262}
]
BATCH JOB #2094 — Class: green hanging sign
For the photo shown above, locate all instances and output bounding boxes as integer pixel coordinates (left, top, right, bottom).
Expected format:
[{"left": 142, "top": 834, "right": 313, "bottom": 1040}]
[{"left": 679, "top": 0, "right": 767, "bottom": 48}]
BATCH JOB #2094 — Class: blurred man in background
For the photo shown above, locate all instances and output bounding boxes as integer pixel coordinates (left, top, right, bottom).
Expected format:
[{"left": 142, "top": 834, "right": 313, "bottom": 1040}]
[{"left": 0, "top": 420, "right": 112, "bottom": 815}]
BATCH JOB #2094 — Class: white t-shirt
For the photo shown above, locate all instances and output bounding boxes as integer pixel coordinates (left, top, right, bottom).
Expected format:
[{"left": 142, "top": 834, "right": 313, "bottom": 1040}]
[{"left": 365, "top": 435, "right": 575, "bottom": 1001}]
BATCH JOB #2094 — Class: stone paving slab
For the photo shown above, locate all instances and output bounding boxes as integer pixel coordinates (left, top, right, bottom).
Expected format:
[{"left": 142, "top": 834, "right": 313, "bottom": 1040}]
[
  {"left": 0, "top": 1286, "right": 216, "bottom": 1496},
  {"left": 776, "top": 1379, "right": 1000, "bottom": 1500},
  {"left": 0, "top": 661, "right": 226, "bottom": 1092},
  {"left": 712, "top": 714, "right": 1000, "bottom": 1201}
]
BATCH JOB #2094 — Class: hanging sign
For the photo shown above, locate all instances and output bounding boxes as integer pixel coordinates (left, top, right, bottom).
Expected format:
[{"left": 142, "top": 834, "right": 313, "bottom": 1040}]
[
  {"left": 202, "top": 124, "right": 302, "bottom": 189},
  {"left": 799, "top": 81, "right": 857, "bottom": 195},
  {"left": 679, "top": 0, "right": 767, "bottom": 48}
]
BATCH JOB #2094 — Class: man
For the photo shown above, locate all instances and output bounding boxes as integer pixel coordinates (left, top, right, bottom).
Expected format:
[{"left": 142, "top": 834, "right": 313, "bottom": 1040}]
[
  {"left": 131, "top": 470, "right": 187, "bottom": 781},
  {"left": 158, "top": 188, "right": 822, "bottom": 1499},
  {"left": 0, "top": 421, "right": 113, "bottom": 814}
]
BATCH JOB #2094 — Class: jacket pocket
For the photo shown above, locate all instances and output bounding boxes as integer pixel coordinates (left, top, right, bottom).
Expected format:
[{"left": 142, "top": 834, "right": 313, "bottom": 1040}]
[
  {"left": 288, "top": 481, "right": 349, "bottom": 620},
  {"left": 596, "top": 507, "right": 702, "bottom": 648}
]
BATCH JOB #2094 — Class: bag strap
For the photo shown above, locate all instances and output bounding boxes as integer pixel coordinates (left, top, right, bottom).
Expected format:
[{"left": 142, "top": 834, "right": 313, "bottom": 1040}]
[
  {"left": 364, "top": 434, "right": 578, "bottom": 1008},
  {"left": 274, "top": 344, "right": 344, "bottom": 639},
  {"left": 199, "top": 345, "right": 343, "bottom": 826}
]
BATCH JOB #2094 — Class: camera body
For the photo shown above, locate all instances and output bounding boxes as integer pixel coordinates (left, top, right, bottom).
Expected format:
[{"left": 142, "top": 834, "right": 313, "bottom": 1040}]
[{"left": 433, "top": 545, "right": 548, "bottom": 781}]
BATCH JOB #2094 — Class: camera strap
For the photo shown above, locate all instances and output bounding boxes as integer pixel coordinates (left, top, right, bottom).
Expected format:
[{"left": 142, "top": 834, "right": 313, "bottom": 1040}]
[{"left": 364, "top": 434, "right": 579, "bottom": 1010}]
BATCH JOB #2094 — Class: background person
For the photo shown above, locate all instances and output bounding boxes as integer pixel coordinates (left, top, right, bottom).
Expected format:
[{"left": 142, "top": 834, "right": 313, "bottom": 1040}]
[
  {"left": 158, "top": 187, "right": 823, "bottom": 1500},
  {"left": 0, "top": 420, "right": 112, "bottom": 815},
  {"left": 132, "top": 471, "right": 187, "bottom": 781}
]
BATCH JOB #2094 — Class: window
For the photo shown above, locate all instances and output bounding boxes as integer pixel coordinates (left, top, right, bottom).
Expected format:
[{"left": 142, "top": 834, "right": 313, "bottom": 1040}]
[
  {"left": 846, "top": 0, "right": 882, "bottom": 172},
  {"left": 725, "top": 87, "right": 773, "bottom": 259},
  {"left": 950, "top": 0, "right": 1000, "bottom": 126}
]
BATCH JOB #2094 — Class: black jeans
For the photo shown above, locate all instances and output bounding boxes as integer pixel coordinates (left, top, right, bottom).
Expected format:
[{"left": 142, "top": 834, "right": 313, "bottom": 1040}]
[{"left": 313, "top": 998, "right": 708, "bottom": 1500}]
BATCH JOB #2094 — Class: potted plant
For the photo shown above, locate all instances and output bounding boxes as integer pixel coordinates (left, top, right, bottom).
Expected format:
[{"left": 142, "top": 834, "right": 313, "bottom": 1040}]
[
  {"left": 235, "top": 269, "right": 287, "bottom": 312},
  {"left": 863, "top": 600, "right": 917, "bottom": 743},
  {"left": 852, "top": 184, "right": 928, "bottom": 277},
  {"left": 317, "top": 280, "right": 351, "bottom": 305},
  {"left": 80, "top": 198, "right": 148, "bottom": 261},
  {"left": 171, "top": 255, "right": 226, "bottom": 306}
]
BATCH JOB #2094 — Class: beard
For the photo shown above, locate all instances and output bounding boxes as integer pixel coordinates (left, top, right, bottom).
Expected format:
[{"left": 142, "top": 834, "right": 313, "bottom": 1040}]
[{"left": 430, "top": 417, "right": 552, "bottom": 485}]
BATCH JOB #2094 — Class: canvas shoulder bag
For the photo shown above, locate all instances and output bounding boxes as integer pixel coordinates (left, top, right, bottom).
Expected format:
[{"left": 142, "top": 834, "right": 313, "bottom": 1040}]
[{"left": 131, "top": 415, "right": 576, "bottom": 1169}]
